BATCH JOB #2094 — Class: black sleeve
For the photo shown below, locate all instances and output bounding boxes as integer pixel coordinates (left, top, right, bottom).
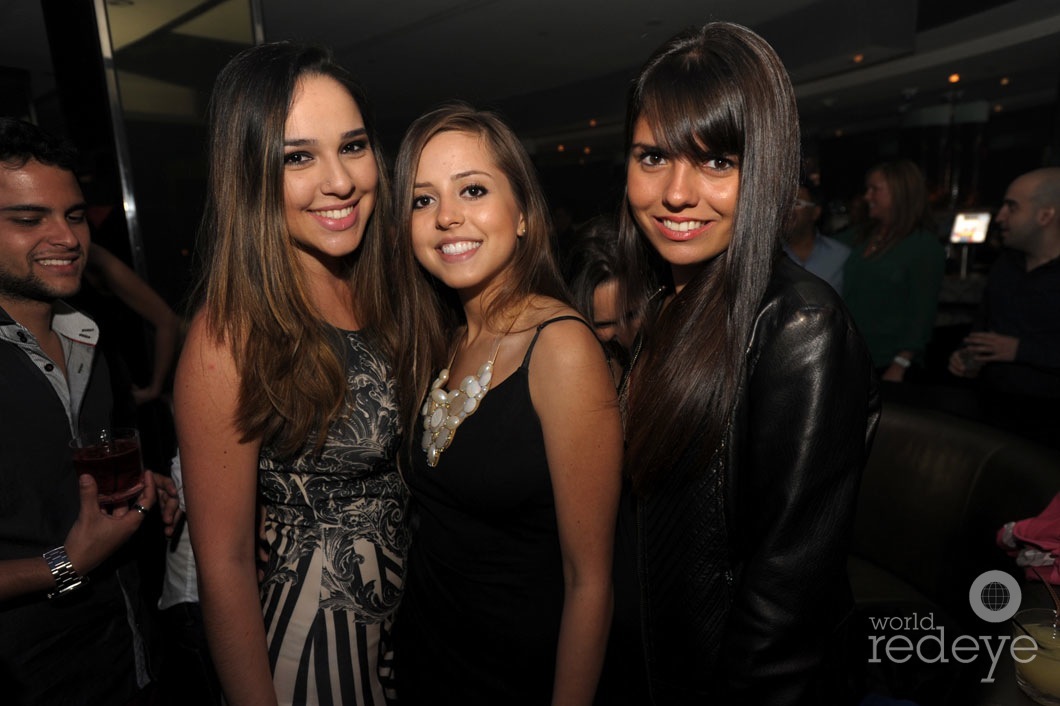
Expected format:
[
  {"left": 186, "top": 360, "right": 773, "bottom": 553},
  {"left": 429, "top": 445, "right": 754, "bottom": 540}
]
[{"left": 721, "top": 299, "right": 879, "bottom": 705}]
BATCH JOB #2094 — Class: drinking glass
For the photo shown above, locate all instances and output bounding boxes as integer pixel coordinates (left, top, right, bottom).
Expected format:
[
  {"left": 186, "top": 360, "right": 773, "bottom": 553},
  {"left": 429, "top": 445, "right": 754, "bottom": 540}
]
[
  {"left": 957, "top": 345, "right": 984, "bottom": 375},
  {"left": 70, "top": 427, "right": 145, "bottom": 507},
  {"left": 1013, "top": 608, "right": 1060, "bottom": 706}
]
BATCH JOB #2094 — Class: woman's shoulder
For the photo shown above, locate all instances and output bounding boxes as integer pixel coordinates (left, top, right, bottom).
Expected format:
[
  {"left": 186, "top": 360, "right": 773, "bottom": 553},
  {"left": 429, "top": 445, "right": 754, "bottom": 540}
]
[
  {"left": 175, "top": 311, "right": 243, "bottom": 409},
  {"left": 750, "top": 259, "right": 857, "bottom": 347},
  {"left": 768, "top": 256, "right": 847, "bottom": 312},
  {"left": 183, "top": 309, "right": 227, "bottom": 353},
  {"left": 522, "top": 297, "right": 589, "bottom": 331},
  {"left": 521, "top": 299, "right": 600, "bottom": 365},
  {"left": 749, "top": 260, "right": 869, "bottom": 367},
  {"left": 179, "top": 310, "right": 241, "bottom": 377},
  {"left": 901, "top": 227, "right": 946, "bottom": 253}
]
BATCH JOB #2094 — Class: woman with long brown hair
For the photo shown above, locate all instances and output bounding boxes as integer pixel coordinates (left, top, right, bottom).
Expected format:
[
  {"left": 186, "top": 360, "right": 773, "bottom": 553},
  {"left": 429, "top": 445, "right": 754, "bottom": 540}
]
[
  {"left": 390, "top": 103, "right": 622, "bottom": 705},
  {"left": 600, "top": 22, "right": 880, "bottom": 704},
  {"left": 838, "top": 159, "right": 946, "bottom": 381},
  {"left": 174, "top": 43, "right": 409, "bottom": 705}
]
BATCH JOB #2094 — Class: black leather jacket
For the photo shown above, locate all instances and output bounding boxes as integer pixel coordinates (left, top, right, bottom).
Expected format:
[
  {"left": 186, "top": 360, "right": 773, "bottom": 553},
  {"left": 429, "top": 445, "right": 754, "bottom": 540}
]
[{"left": 634, "top": 257, "right": 880, "bottom": 705}]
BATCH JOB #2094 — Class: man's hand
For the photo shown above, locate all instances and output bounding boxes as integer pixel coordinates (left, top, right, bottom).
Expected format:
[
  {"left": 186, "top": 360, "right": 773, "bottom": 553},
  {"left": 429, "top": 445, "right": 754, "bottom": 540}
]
[
  {"left": 948, "top": 349, "right": 979, "bottom": 377},
  {"left": 63, "top": 473, "right": 157, "bottom": 575},
  {"left": 148, "top": 471, "right": 183, "bottom": 537},
  {"left": 962, "top": 331, "right": 1019, "bottom": 363}
]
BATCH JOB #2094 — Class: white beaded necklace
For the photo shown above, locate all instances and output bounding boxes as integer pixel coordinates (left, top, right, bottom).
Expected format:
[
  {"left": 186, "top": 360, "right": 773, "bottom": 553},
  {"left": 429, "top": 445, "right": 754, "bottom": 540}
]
[{"left": 420, "top": 333, "right": 503, "bottom": 468}]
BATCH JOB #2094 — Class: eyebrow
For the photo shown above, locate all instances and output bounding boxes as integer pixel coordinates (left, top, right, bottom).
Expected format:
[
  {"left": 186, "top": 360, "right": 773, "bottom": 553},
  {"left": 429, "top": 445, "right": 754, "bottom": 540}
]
[
  {"left": 0, "top": 204, "right": 49, "bottom": 214},
  {"left": 284, "top": 127, "right": 366, "bottom": 147},
  {"left": 414, "top": 169, "right": 492, "bottom": 189},
  {"left": 453, "top": 169, "right": 490, "bottom": 180},
  {"left": 0, "top": 202, "right": 87, "bottom": 216}
]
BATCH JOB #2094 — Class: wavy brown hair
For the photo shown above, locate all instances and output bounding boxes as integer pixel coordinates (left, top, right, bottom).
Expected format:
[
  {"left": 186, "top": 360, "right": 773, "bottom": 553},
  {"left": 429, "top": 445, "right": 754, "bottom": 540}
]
[
  {"left": 617, "top": 22, "right": 800, "bottom": 492},
  {"left": 390, "top": 102, "right": 568, "bottom": 457},
  {"left": 189, "top": 42, "right": 399, "bottom": 458}
]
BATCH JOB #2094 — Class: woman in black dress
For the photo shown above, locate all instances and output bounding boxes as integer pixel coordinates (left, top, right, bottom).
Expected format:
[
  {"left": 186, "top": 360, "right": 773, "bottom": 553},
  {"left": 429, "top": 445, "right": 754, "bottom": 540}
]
[{"left": 390, "top": 103, "right": 622, "bottom": 705}]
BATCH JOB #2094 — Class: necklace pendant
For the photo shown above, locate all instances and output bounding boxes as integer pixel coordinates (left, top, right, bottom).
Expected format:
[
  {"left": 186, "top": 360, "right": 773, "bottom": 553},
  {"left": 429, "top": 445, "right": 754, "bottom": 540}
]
[{"left": 421, "top": 361, "right": 495, "bottom": 467}]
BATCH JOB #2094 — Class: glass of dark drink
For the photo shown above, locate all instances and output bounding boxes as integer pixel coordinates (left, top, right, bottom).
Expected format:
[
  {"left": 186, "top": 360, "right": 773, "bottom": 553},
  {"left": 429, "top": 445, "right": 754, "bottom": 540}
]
[{"left": 70, "top": 427, "right": 145, "bottom": 507}]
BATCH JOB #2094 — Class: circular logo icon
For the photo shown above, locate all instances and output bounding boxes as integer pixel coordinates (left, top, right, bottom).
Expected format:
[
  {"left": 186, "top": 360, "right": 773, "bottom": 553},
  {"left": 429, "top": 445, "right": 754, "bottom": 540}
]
[{"left": 968, "top": 570, "right": 1022, "bottom": 623}]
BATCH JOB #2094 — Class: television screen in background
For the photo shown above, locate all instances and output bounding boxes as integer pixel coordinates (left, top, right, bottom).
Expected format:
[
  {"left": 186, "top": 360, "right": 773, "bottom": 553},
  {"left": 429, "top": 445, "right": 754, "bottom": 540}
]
[{"left": 950, "top": 211, "right": 992, "bottom": 244}]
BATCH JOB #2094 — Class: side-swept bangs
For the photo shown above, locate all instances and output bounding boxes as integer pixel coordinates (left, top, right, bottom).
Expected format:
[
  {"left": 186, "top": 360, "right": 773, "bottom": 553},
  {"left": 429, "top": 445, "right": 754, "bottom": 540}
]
[{"left": 636, "top": 60, "right": 744, "bottom": 164}]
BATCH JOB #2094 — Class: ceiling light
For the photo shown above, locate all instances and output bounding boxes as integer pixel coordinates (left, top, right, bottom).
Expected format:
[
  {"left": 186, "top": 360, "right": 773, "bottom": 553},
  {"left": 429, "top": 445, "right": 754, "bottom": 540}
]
[
  {"left": 852, "top": 54, "right": 864, "bottom": 64},
  {"left": 948, "top": 73, "right": 961, "bottom": 84}
]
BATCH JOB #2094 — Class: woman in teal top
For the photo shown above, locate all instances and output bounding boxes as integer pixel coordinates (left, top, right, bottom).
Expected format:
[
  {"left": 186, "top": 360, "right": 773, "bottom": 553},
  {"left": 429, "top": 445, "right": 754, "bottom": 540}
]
[{"left": 838, "top": 159, "right": 945, "bottom": 381}]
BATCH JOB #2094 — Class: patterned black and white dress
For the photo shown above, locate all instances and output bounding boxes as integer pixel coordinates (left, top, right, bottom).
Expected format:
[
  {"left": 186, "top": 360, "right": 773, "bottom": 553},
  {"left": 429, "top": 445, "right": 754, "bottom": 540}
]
[{"left": 259, "top": 330, "right": 408, "bottom": 706}]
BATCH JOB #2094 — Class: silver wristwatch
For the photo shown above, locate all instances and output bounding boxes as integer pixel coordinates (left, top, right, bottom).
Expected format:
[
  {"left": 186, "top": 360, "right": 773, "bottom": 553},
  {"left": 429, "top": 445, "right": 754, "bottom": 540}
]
[{"left": 43, "top": 545, "right": 86, "bottom": 599}]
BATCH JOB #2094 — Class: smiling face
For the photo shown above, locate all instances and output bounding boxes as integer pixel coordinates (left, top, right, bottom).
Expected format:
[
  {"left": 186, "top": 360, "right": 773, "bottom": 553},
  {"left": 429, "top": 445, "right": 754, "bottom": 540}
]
[
  {"left": 410, "top": 130, "right": 526, "bottom": 299},
  {"left": 0, "top": 159, "right": 88, "bottom": 310},
  {"left": 626, "top": 117, "right": 740, "bottom": 292},
  {"left": 283, "top": 73, "right": 378, "bottom": 271}
]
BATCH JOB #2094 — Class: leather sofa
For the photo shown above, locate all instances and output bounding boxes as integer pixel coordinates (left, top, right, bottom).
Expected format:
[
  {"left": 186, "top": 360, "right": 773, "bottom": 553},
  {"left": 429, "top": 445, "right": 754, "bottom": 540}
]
[{"left": 848, "top": 402, "right": 1060, "bottom": 705}]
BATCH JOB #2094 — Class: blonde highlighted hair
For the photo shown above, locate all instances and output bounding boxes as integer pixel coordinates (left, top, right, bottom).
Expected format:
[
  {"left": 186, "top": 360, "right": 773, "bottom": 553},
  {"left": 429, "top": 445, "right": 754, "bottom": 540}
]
[{"left": 190, "top": 42, "right": 399, "bottom": 457}]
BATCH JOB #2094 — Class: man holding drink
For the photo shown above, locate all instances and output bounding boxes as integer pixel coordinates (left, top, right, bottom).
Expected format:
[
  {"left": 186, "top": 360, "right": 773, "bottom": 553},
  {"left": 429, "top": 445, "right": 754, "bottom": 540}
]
[
  {"left": 0, "top": 117, "right": 177, "bottom": 704},
  {"left": 948, "top": 167, "right": 1060, "bottom": 448}
]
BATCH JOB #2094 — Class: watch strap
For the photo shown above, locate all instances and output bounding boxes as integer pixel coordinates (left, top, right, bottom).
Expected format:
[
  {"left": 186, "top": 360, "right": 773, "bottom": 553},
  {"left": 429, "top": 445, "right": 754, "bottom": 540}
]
[{"left": 43, "top": 545, "right": 86, "bottom": 599}]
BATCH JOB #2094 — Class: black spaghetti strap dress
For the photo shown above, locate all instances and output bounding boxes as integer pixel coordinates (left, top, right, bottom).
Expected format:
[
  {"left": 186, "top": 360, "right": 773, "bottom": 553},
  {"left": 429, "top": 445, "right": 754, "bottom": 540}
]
[{"left": 396, "top": 317, "right": 585, "bottom": 705}]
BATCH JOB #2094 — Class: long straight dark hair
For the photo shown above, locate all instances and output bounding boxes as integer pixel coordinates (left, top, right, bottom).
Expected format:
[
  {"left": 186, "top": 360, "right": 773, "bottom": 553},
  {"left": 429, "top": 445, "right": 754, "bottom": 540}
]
[
  {"left": 190, "top": 42, "right": 399, "bottom": 458},
  {"left": 618, "top": 22, "right": 800, "bottom": 492}
]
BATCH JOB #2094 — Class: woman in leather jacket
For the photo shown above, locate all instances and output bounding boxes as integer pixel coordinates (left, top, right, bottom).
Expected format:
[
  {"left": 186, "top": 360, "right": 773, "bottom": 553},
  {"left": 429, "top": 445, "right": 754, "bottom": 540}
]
[{"left": 597, "top": 22, "right": 881, "bottom": 706}]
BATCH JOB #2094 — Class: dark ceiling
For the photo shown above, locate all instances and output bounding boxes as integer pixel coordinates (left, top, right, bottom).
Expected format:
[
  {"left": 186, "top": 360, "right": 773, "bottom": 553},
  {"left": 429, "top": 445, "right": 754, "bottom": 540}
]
[{"left": 1, "top": 0, "right": 1057, "bottom": 174}]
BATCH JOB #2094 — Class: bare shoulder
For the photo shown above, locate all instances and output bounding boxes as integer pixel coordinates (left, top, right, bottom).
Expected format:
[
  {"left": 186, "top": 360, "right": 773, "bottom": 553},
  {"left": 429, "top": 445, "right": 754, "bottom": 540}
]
[
  {"left": 176, "top": 311, "right": 240, "bottom": 394},
  {"left": 526, "top": 301, "right": 606, "bottom": 376},
  {"left": 526, "top": 299, "right": 619, "bottom": 447}
]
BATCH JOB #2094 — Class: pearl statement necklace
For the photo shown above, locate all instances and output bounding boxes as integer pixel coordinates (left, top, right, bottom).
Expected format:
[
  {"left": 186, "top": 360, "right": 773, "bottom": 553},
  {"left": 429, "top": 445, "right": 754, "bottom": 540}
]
[{"left": 420, "top": 335, "right": 502, "bottom": 468}]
